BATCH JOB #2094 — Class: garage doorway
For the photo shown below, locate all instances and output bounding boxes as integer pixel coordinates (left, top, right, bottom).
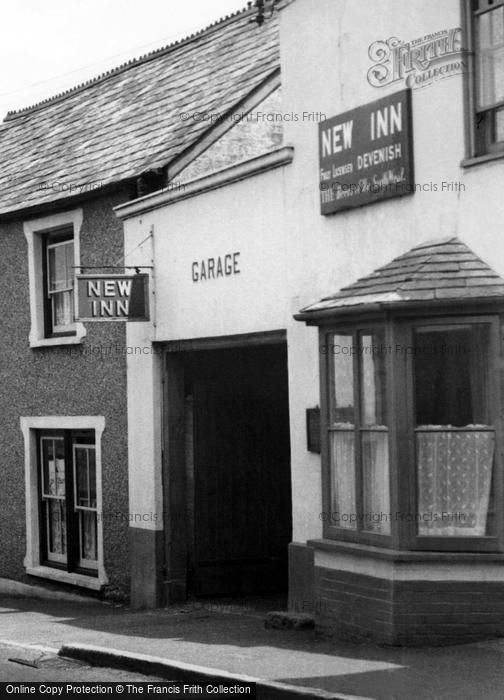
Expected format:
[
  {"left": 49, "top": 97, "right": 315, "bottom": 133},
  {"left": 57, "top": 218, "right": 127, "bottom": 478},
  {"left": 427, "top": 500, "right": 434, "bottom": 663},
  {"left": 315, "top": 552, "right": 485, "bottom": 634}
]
[{"left": 163, "top": 334, "right": 292, "bottom": 600}]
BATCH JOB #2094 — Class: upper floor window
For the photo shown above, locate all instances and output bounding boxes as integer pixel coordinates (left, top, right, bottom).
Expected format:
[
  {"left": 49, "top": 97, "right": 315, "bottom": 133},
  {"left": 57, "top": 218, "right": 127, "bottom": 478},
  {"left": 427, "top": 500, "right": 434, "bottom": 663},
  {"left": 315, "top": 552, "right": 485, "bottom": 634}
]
[
  {"left": 470, "top": 0, "right": 504, "bottom": 155},
  {"left": 24, "top": 209, "right": 86, "bottom": 348},
  {"left": 44, "top": 230, "right": 75, "bottom": 335}
]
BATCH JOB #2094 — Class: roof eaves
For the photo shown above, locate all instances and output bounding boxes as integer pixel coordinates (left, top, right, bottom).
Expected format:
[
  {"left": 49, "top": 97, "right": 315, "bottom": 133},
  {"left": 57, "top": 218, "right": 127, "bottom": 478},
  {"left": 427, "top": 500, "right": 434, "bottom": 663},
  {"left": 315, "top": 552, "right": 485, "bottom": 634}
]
[{"left": 295, "top": 291, "right": 504, "bottom": 324}]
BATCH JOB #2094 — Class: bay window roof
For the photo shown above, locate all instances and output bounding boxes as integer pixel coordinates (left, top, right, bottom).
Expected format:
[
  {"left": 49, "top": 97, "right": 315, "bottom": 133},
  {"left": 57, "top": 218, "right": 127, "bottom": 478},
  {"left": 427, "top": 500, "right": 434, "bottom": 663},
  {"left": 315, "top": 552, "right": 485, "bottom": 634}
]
[{"left": 297, "top": 237, "right": 504, "bottom": 319}]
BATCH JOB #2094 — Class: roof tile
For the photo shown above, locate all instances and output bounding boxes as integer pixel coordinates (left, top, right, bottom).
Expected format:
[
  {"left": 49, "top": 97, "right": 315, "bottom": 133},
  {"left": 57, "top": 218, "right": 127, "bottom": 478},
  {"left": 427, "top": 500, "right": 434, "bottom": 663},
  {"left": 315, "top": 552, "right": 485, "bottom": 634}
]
[
  {"left": 0, "top": 6, "right": 279, "bottom": 215},
  {"left": 302, "top": 237, "right": 504, "bottom": 314}
]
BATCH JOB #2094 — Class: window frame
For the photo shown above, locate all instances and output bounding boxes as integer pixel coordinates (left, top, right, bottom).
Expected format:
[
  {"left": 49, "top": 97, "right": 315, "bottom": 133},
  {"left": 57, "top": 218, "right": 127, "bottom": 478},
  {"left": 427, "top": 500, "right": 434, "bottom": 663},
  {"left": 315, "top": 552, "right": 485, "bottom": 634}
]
[
  {"left": 401, "top": 313, "right": 503, "bottom": 552},
  {"left": 319, "top": 311, "right": 504, "bottom": 553},
  {"left": 23, "top": 209, "right": 86, "bottom": 348},
  {"left": 37, "top": 429, "right": 98, "bottom": 576},
  {"left": 42, "top": 229, "right": 76, "bottom": 337},
  {"left": 72, "top": 441, "right": 98, "bottom": 570},
  {"left": 464, "top": 0, "right": 504, "bottom": 158},
  {"left": 20, "top": 416, "right": 107, "bottom": 590},
  {"left": 320, "top": 319, "right": 396, "bottom": 548},
  {"left": 39, "top": 434, "right": 68, "bottom": 565}
]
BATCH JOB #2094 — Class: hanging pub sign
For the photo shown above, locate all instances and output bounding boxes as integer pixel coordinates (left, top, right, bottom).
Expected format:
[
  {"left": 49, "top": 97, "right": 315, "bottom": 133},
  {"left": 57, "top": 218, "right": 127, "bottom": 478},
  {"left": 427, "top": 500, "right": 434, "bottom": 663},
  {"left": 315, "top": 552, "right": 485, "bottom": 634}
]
[
  {"left": 319, "top": 89, "right": 414, "bottom": 214},
  {"left": 77, "top": 274, "right": 149, "bottom": 322}
]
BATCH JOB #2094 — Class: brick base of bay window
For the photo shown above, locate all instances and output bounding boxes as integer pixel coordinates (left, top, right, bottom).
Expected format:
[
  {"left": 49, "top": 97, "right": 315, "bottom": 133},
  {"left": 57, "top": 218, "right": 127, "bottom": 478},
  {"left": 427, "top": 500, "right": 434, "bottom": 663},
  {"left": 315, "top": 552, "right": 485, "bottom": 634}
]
[{"left": 313, "top": 566, "right": 504, "bottom": 646}]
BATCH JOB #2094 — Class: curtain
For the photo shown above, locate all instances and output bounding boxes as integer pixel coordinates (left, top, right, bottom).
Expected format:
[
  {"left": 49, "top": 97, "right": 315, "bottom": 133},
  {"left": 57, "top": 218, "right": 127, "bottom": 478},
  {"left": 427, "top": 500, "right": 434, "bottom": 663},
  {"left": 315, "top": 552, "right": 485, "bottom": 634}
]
[
  {"left": 49, "top": 501, "right": 66, "bottom": 554},
  {"left": 81, "top": 511, "right": 97, "bottom": 561},
  {"left": 330, "top": 431, "right": 356, "bottom": 529},
  {"left": 362, "top": 431, "right": 390, "bottom": 534},
  {"left": 417, "top": 430, "right": 494, "bottom": 536}
]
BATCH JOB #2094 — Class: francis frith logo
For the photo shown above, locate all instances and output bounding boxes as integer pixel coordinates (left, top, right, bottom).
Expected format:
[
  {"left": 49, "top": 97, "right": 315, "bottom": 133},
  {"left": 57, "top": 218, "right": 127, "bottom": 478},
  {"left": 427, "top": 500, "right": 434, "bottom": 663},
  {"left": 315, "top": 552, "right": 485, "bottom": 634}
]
[{"left": 367, "top": 28, "right": 466, "bottom": 90}]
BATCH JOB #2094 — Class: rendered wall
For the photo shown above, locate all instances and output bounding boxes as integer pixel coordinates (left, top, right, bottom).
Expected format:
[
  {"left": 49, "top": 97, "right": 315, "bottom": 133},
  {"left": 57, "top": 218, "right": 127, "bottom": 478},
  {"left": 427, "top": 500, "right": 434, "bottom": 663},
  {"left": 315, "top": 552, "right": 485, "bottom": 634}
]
[{"left": 0, "top": 193, "right": 130, "bottom": 593}]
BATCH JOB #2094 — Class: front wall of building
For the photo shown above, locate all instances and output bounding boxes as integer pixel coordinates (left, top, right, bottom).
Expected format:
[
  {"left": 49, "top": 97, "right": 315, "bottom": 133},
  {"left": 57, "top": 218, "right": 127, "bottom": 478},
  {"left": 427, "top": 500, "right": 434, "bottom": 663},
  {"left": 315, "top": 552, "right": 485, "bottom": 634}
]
[
  {"left": 0, "top": 193, "right": 130, "bottom": 594},
  {"left": 279, "top": 0, "right": 504, "bottom": 643}
]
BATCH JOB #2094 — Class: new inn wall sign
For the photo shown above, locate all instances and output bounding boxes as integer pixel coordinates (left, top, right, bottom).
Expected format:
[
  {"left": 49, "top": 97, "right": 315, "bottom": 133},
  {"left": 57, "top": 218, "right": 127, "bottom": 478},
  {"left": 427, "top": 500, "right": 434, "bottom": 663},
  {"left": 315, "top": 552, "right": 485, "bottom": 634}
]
[
  {"left": 319, "top": 89, "right": 414, "bottom": 215},
  {"left": 77, "top": 274, "right": 150, "bottom": 321}
]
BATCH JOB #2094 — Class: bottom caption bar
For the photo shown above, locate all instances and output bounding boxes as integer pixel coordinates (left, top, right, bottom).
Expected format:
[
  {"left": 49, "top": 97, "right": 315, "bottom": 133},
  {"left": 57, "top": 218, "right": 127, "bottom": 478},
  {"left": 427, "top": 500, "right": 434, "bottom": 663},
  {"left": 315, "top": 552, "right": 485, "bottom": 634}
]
[{"left": 1, "top": 683, "right": 256, "bottom": 698}]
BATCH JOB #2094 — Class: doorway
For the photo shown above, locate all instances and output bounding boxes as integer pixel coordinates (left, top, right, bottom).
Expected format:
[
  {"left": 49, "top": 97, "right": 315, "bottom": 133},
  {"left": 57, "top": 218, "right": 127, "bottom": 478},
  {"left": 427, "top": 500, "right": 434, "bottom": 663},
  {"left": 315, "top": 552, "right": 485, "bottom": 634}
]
[{"left": 165, "top": 338, "right": 292, "bottom": 599}]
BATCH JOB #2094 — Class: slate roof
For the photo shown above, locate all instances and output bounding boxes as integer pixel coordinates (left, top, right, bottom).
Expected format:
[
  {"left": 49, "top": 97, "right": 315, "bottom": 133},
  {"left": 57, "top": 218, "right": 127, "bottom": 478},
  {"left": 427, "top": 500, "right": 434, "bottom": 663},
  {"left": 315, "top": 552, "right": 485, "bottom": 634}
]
[
  {"left": 0, "top": 4, "right": 279, "bottom": 216},
  {"left": 300, "top": 237, "right": 504, "bottom": 315}
]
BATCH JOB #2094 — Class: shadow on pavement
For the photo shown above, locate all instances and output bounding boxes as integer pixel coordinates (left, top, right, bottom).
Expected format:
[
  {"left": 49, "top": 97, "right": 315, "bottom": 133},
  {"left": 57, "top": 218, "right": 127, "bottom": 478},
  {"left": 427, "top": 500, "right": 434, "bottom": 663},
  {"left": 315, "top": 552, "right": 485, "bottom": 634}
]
[{"left": 2, "top": 595, "right": 504, "bottom": 699}]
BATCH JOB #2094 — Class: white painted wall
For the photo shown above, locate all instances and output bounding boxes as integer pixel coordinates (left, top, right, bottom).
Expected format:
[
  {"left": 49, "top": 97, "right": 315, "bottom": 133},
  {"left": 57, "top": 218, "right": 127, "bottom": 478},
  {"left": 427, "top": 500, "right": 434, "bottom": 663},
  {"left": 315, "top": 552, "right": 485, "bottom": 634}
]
[
  {"left": 142, "top": 169, "right": 291, "bottom": 340},
  {"left": 124, "top": 231, "right": 164, "bottom": 533},
  {"left": 278, "top": 0, "right": 504, "bottom": 546}
]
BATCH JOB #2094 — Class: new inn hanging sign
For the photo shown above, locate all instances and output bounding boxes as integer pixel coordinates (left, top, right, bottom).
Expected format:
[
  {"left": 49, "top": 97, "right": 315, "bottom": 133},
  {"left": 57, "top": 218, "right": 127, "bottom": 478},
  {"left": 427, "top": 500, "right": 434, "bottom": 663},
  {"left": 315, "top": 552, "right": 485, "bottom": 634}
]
[
  {"left": 77, "top": 274, "right": 149, "bottom": 322},
  {"left": 319, "top": 89, "right": 414, "bottom": 214}
]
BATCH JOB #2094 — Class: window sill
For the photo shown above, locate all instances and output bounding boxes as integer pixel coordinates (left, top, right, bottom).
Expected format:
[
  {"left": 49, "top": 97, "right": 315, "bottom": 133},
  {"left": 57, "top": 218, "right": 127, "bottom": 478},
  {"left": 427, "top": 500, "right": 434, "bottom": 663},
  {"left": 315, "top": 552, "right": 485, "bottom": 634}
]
[
  {"left": 461, "top": 151, "right": 504, "bottom": 169},
  {"left": 25, "top": 565, "right": 104, "bottom": 590},
  {"left": 307, "top": 538, "right": 504, "bottom": 562},
  {"left": 29, "top": 322, "right": 86, "bottom": 348}
]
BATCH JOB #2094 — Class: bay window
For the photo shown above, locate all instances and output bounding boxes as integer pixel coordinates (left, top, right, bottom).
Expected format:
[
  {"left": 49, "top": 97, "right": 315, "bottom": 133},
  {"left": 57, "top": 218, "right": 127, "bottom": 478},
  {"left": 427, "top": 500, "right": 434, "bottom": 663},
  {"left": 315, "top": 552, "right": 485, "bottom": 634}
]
[{"left": 321, "top": 314, "right": 502, "bottom": 551}]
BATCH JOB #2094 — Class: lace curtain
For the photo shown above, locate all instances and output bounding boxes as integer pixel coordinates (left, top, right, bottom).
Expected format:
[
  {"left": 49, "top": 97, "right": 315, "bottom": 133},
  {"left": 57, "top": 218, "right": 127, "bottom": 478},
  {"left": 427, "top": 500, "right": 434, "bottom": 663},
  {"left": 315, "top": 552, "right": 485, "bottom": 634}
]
[
  {"left": 81, "top": 511, "right": 97, "bottom": 560},
  {"left": 330, "top": 432, "right": 355, "bottom": 529},
  {"left": 362, "top": 431, "right": 390, "bottom": 534},
  {"left": 330, "top": 430, "right": 390, "bottom": 532},
  {"left": 417, "top": 430, "right": 494, "bottom": 536}
]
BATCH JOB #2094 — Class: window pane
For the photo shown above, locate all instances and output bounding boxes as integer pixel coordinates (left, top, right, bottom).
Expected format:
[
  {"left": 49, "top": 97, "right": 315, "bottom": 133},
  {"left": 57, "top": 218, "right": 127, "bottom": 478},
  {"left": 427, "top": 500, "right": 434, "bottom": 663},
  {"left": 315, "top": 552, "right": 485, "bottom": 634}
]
[
  {"left": 496, "top": 107, "right": 504, "bottom": 140},
  {"left": 48, "top": 501, "right": 67, "bottom": 555},
  {"left": 492, "top": 47, "right": 504, "bottom": 104},
  {"left": 361, "top": 331, "right": 390, "bottom": 533},
  {"left": 330, "top": 334, "right": 354, "bottom": 424},
  {"left": 361, "top": 332, "right": 387, "bottom": 426},
  {"left": 362, "top": 431, "right": 390, "bottom": 534},
  {"left": 492, "top": 6, "right": 504, "bottom": 45},
  {"left": 80, "top": 511, "right": 97, "bottom": 561},
  {"left": 478, "top": 53, "right": 493, "bottom": 107},
  {"left": 477, "top": 50, "right": 504, "bottom": 108},
  {"left": 75, "top": 447, "right": 89, "bottom": 507},
  {"left": 477, "top": 5, "right": 504, "bottom": 109},
  {"left": 414, "top": 324, "right": 494, "bottom": 536},
  {"left": 48, "top": 241, "right": 74, "bottom": 291},
  {"left": 52, "top": 290, "right": 74, "bottom": 327},
  {"left": 42, "top": 438, "right": 65, "bottom": 497},
  {"left": 42, "top": 439, "right": 55, "bottom": 496},
  {"left": 417, "top": 430, "right": 494, "bottom": 536},
  {"left": 330, "top": 431, "right": 356, "bottom": 529},
  {"left": 89, "top": 449, "right": 96, "bottom": 508},
  {"left": 414, "top": 325, "right": 490, "bottom": 426},
  {"left": 479, "top": 11, "right": 491, "bottom": 49},
  {"left": 55, "top": 440, "right": 66, "bottom": 497}
]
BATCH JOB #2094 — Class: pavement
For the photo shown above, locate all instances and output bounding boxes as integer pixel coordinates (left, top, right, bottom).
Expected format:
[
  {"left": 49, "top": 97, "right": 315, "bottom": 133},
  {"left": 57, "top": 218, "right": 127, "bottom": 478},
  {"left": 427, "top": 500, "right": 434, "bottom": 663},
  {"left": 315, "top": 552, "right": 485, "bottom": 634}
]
[
  {"left": 1, "top": 591, "right": 504, "bottom": 699},
  {"left": 0, "top": 641, "right": 163, "bottom": 683}
]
